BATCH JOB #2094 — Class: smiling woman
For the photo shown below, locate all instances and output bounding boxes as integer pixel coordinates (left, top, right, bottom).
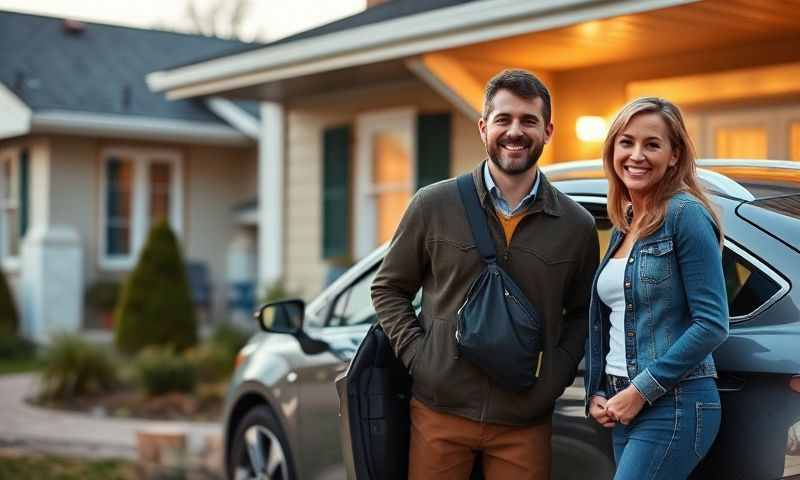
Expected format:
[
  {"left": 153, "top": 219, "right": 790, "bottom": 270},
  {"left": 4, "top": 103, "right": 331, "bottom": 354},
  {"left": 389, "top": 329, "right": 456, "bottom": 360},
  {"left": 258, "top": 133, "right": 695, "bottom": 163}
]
[{"left": 587, "top": 97, "right": 729, "bottom": 480}]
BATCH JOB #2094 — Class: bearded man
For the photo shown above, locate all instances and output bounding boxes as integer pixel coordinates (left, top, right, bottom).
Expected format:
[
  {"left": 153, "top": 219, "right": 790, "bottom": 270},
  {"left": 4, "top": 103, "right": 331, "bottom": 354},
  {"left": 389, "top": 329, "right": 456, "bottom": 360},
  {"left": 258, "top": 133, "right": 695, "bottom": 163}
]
[{"left": 372, "top": 69, "right": 599, "bottom": 480}]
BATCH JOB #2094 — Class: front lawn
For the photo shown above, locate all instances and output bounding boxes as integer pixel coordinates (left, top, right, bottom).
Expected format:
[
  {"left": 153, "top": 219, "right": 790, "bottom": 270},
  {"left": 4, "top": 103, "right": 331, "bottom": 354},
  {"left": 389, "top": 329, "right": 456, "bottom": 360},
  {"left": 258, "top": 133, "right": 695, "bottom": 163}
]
[
  {"left": 0, "top": 357, "right": 43, "bottom": 375},
  {"left": 0, "top": 451, "right": 135, "bottom": 480}
]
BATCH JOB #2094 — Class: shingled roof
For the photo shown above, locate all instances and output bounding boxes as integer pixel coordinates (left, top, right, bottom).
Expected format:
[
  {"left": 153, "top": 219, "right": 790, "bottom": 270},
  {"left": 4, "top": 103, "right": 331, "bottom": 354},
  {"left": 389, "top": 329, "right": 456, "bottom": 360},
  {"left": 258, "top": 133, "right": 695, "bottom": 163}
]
[{"left": 0, "top": 10, "right": 260, "bottom": 124}]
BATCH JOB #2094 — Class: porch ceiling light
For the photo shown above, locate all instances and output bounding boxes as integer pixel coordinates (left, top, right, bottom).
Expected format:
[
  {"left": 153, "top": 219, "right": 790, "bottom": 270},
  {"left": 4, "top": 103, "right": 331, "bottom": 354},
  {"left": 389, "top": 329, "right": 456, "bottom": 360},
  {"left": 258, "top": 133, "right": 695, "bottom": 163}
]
[{"left": 576, "top": 116, "right": 607, "bottom": 143}]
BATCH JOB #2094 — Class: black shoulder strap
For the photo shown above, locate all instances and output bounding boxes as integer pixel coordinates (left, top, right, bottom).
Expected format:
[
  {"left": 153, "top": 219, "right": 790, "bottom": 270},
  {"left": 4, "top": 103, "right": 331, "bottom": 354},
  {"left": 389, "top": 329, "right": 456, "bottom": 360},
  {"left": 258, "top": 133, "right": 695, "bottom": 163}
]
[{"left": 456, "top": 173, "right": 496, "bottom": 263}]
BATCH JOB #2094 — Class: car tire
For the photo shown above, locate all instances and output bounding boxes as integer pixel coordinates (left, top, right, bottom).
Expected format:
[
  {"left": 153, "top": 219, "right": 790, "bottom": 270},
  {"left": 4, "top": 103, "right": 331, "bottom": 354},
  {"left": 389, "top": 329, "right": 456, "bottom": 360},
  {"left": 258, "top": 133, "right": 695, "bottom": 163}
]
[{"left": 228, "top": 405, "right": 296, "bottom": 480}]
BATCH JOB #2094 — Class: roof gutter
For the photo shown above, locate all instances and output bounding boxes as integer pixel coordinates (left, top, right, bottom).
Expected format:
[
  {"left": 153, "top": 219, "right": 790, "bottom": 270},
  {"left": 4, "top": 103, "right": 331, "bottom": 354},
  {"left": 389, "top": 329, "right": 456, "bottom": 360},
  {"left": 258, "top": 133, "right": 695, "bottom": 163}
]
[
  {"left": 30, "top": 111, "right": 252, "bottom": 146},
  {"left": 147, "top": 0, "right": 697, "bottom": 100}
]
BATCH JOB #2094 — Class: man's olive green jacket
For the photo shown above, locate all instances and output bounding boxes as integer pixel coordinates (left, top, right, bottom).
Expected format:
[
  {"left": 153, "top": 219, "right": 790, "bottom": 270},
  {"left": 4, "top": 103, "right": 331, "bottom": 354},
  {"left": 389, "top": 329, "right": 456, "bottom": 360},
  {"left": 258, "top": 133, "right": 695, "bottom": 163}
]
[{"left": 372, "top": 161, "right": 599, "bottom": 426}]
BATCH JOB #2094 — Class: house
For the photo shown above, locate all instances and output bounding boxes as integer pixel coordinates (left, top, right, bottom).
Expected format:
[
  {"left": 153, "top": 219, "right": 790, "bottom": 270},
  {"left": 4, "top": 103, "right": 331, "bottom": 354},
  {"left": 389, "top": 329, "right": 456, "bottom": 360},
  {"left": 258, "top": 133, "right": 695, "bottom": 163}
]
[
  {"left": 0, "top": 11, "right": 262, "bottom": 341},
  {"left": 147, "top": 0, "right": 800, "bottom": 301}
]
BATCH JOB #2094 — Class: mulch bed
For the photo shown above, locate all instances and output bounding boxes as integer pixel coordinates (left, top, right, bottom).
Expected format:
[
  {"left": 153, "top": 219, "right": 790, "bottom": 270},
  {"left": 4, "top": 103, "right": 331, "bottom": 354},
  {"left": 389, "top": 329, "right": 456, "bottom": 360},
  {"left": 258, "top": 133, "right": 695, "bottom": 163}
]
[{"left": 30, "top": 384, "right": 225, "bottom": 422}]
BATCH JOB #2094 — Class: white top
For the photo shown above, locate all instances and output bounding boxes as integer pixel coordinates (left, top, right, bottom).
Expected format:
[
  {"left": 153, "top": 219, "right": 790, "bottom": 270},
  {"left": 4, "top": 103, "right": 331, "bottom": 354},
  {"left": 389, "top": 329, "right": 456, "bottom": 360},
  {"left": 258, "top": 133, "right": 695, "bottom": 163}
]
[{"left": 597, "top": 257, "right": 629, "bottom": 378}]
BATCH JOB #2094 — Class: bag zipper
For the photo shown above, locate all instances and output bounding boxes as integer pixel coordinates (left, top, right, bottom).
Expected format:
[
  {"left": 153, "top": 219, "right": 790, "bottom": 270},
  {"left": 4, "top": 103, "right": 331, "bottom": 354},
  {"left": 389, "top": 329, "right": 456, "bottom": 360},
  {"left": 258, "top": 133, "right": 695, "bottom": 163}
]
[
  {"left": 505, "top": 289, "right": 535, "bottom": 323},
  {"left": 534, "top": 351, "right": 544, "bottom": 378}
]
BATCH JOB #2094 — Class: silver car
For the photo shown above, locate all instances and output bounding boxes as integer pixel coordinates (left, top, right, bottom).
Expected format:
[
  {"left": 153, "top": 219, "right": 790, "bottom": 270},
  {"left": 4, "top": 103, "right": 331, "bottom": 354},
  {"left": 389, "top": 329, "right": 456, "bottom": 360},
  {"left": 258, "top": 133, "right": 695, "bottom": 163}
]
[{"left": 223, "top": 160, "right": 800, "bottom": 480}]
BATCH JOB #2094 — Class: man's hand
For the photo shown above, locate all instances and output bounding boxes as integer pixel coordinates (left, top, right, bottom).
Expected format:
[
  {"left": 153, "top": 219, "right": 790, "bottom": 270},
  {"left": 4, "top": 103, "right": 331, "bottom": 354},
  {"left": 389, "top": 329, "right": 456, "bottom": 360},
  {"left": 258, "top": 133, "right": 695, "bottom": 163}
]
[
  {"left": 589, "top": 395, "right": 615, "bottom": 428},
  {"left": 605, "top": 385, "right": 646, "bottom": 425}
]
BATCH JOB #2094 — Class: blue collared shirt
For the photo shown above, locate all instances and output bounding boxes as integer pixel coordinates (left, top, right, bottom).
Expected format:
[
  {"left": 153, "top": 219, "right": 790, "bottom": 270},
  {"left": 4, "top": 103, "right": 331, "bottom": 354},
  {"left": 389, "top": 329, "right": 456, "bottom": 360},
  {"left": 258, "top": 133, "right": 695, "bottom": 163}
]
[{"left": 483, "top": 161, "right": 541, "bottom": 217}]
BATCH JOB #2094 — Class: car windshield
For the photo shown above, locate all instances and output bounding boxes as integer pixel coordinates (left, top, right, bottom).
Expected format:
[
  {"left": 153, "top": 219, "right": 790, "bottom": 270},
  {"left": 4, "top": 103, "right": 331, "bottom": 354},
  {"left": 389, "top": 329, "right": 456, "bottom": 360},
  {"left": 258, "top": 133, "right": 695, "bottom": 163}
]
[{"left": 705, "top": 166, "right": 800, "bottom": 198}]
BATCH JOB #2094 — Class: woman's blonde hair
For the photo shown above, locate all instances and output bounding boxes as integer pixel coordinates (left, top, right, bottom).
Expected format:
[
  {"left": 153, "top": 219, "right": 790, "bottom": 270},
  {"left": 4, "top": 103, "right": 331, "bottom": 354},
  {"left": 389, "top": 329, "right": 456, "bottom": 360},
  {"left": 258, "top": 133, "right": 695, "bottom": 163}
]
[{"left": 603, "top": 97, "right": 721, "bottom": 238}]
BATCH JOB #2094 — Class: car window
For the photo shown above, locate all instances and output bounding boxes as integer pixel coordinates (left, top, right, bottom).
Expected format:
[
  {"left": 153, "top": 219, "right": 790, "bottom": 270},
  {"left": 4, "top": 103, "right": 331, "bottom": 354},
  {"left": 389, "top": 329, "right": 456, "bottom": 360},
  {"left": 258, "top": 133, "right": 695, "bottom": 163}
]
[
  {"left": 579, "top": 202, "right": 614, "bottom": 258},
  {"left": 722, "top": 247, "right": 782, "bottom": 320},
  {"left": 329, "top": 268, "right": 379, "bottom": 327},
  {"left": 327, "top": 265, "right": 423, "bottom": 328}
]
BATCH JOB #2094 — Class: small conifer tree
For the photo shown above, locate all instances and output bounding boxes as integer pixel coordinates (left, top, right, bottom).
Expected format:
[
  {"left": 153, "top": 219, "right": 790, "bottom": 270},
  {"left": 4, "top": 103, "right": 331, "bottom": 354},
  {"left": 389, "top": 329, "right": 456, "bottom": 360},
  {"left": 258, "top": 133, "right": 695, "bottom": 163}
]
[
  {"left": 0, "top": 268, "right": 19, "bottom": 337},
  {"left": 114, "top": 220, "right": 197, "bottom": 354}
]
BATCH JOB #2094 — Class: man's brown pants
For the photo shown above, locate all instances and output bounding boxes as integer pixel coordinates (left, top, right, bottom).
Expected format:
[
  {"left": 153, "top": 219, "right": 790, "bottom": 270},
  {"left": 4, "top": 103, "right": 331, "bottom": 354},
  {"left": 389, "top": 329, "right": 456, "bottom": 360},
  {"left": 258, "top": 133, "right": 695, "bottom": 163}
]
[{"left": 408, "top": 398, "right": 552, "bottom": 480}]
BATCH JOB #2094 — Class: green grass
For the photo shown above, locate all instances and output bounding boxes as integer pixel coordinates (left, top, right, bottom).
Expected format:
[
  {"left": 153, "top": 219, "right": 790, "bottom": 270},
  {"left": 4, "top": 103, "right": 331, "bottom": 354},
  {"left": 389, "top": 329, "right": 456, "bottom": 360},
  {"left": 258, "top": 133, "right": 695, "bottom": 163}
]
[
  {"left": 0, "top": 454, "right": 135, "bottom": 480},
  {"left": 0, "top": 357, "right": 44, "bottom": 375}
]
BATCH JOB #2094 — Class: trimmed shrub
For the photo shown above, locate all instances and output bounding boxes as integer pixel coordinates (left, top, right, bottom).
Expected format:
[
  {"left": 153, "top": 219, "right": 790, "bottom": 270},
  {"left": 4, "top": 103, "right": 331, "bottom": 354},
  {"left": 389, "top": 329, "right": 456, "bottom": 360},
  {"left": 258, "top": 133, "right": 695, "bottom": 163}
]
[
  {"left": 210, "top": 323, "right": 250, "bottom": 356},
  {"left": 0, "top": 268, "right": 19, "bottom": 336},
  {"left": 135, "top": 347, "right": 197, "bottom": 396},
  {"left": 186, "top": 343, "right": 234, "bottom": 383},
  {"left": 114, "top": 221, "right": 197, "bottom": 355},
  {"left": 0, "top": 335, "right": 35, "bottom": 360},
  {"left": 40, "top": 335, "right": 117, "bottom": 399}
]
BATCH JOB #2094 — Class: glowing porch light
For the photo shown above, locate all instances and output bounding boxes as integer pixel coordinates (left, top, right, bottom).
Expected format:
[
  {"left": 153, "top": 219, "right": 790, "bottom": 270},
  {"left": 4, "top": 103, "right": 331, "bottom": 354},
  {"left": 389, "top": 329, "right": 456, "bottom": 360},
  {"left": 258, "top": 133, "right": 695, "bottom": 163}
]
[{"left": 576, "top": 116, "right": 608, "bottom": 142}]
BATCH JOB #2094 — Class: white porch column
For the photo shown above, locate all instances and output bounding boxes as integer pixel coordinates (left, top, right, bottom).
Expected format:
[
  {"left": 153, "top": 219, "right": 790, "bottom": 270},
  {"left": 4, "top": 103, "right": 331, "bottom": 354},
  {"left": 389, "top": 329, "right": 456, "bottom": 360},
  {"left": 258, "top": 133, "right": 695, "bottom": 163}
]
[
  {"left": 258, "top": 102, "right": 284, "bottom": 290},
  {"left": 19, "top": 141, "right": 83, "bottom": 343},
  {"left": 20, "top": 226, "right": 82, "bottom": 343}
]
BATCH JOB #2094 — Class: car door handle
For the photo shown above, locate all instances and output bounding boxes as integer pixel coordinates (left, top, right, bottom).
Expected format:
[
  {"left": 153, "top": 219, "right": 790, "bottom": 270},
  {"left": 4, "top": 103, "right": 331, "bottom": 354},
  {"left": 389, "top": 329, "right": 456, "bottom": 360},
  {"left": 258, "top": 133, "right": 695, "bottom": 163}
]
[{"left": 716, "top": 373, "right": 745, "bottom": 392}]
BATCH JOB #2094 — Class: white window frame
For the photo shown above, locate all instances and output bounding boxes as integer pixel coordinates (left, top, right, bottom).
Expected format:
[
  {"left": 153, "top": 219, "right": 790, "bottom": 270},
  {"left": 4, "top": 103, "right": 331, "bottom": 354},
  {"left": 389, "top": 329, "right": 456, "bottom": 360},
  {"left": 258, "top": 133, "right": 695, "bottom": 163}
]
[
  {"left": 685, "top": 102, "right": 800, "bottom": 160},
  {"left": 98, "top": 147, "right": 183, "bottom": 271},
  {"left": 0, "top": 146, "right": 22, "bottom": 270},
  {"left": 353, "top": 108, "right": 417, "bottom": 259}
]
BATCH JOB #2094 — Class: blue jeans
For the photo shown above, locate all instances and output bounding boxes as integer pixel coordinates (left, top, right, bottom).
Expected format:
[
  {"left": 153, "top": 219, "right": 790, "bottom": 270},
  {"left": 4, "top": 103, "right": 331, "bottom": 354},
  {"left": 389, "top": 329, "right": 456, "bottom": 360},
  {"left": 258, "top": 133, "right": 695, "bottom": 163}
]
[{"left": 608, "top": 376, "right": 721, "bottom": 480}]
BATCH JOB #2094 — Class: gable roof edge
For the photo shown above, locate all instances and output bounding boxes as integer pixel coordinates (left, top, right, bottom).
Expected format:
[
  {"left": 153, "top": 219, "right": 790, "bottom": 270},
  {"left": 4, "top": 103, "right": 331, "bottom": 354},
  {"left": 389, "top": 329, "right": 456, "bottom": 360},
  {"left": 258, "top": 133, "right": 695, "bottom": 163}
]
[{"left": 148, "top": 0, "right": 698, "bottom": 100}]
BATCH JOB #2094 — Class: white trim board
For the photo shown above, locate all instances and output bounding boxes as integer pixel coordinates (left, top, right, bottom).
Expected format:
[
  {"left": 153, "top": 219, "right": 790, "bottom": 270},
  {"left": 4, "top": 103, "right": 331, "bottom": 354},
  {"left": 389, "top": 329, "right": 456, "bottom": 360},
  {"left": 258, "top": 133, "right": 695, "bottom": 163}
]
[
  {"left": 205, "top": 97, "right": 260, "bottom": 139},
  {"left": 30, "top": 111, "right": 252, "bottom": 146},
  {"left": 147, "top": 0, "right": 697, "bottom": 99},
  {"left": 0, "top": 83, "right": 32, "bottom": 140}
]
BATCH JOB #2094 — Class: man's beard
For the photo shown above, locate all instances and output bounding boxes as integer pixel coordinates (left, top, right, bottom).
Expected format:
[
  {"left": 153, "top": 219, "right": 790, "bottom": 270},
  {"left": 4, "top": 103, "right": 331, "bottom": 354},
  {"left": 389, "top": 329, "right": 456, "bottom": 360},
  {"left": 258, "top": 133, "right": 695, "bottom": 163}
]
[{"left": 486, "top": 137, "right": 544, "bottom": 176}]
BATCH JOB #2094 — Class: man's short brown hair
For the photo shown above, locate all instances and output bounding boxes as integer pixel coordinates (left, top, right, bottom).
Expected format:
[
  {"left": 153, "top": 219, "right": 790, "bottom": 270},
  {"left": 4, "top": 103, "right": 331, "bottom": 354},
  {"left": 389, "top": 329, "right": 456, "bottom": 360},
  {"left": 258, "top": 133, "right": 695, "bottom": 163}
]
[{"left": 483, "top": 69, "right": 552, "bottom": 124}]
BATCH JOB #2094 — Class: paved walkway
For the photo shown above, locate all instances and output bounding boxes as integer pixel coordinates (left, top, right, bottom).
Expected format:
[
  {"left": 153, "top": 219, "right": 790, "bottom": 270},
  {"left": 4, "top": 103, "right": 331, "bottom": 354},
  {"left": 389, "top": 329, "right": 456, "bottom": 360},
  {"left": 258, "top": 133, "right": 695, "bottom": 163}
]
[{"left": 0, "top": 373, "right": 221, "bottom": 461}]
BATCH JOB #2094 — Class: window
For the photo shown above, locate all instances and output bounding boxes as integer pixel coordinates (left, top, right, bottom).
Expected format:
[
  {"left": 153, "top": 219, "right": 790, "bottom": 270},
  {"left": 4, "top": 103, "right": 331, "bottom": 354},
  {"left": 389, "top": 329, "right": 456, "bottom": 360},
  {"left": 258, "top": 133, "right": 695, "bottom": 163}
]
[
  {"left": 327, "top": 265, "right": 422, "bottom": 328},
  {"left": 0, "top": 148, "right": 29, "bottom": 263},
  {"left": 715, "top": 126, "right": 768, "bottom": 159},
  {"left": 100, "top": 149, "right": 182, "bottom": 268},
  {"left": 328, "top": 268, "right": 379, "bottom": 328},
  {"left": 722, "top": 245, "right": 783, "bottom": 321},
  {"left": 791, "top": 122, "right": 800, "bottom": 161},
  {"left": 105, "top": 157, "right": 133, "bottom": 256},
  {"left": 579, "top": 201, "right": 614, "bottom": 258},
  {"left": 372, "top": 133, "right": 412, "bottom": 246},
  {"left": 579, "top": 200, "right": 785, "bottom": 322},
  {"left": 354, "top": 109, "right": 416, "bottom": 259}
]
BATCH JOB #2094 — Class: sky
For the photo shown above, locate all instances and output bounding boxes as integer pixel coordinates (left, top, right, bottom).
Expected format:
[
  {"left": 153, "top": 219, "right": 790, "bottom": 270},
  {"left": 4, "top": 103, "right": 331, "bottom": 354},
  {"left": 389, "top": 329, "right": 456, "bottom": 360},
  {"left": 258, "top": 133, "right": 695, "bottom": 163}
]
[{"left": 0, "top": 0, "right": 366, "bottom": 42}]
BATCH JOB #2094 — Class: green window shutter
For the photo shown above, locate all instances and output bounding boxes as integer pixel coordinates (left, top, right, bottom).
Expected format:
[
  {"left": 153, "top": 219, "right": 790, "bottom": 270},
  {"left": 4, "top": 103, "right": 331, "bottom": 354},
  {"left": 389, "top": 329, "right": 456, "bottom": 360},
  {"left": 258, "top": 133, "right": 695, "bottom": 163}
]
[
  {"left": 416, "top": 113, "right": 451, "bottom": 189},
  {"left": 322, "top": 126, "right": 351, "bottom": 259},
  {"left": 18, "top": 149, "right": 29, "bottom": 238}
]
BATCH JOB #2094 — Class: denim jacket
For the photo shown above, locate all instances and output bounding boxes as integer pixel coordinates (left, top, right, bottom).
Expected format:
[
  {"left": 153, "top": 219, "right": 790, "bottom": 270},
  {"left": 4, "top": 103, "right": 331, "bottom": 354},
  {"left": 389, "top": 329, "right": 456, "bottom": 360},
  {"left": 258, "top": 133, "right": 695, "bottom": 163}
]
[{"left": 584, "top": 193, "right": 730, "bottom": 411}]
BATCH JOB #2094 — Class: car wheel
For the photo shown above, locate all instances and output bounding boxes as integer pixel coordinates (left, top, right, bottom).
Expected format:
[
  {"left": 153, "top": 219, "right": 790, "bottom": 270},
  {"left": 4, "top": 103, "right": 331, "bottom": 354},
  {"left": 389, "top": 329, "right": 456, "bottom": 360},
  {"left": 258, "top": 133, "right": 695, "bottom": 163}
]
[{"left": 229, "top": 405, "right": 295, "bottom": 480}]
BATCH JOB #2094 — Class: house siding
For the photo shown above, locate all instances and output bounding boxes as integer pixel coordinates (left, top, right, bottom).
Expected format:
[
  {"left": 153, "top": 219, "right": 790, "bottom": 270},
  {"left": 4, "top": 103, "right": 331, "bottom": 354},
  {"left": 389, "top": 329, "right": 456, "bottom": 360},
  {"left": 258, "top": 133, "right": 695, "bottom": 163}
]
[
  {"left": 284, "top": 81, "right": 488, "bottom": 299},
  {"left": 45, "top": 135, "right": 255, "bottom": 321},
  {"left": 49, "top": 136, "right": 98, "bottom": 285},
  {"left": 184, "top": 144, "right": 256, "bottom": 319}
]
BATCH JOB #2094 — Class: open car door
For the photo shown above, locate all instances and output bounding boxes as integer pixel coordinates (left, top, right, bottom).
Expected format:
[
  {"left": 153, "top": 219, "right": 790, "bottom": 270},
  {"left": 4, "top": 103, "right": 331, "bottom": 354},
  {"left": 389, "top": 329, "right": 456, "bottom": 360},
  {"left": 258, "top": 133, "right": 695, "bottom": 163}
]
[{"left": 335, "top": 324, "right": 412, "bottom": 480}]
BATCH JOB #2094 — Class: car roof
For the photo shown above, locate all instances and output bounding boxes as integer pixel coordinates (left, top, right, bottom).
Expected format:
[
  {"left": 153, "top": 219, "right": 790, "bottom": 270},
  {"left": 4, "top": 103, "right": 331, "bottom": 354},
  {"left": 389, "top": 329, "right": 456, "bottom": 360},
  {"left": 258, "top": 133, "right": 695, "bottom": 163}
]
[{"left": 542, "top": 159, "right": 800, "bottom": 201}]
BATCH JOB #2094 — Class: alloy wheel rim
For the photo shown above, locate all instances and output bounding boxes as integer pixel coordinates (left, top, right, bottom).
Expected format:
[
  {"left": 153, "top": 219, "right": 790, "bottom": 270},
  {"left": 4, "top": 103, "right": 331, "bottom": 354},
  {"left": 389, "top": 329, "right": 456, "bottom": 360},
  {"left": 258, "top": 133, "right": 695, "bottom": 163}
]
[{"left": 234, "top": 424, "right": 288, "bottom": 480}]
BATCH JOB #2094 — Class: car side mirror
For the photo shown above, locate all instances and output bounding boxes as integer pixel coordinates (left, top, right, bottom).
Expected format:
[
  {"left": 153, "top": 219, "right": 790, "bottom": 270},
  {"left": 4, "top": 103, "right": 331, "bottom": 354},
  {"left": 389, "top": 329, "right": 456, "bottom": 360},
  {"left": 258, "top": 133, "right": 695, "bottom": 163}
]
[
  {"left": 255, "top": 299, "right": 305, "bottom": 334},
  {"left": 254, "top": 299, "right": 330, "bottom": 355}
]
